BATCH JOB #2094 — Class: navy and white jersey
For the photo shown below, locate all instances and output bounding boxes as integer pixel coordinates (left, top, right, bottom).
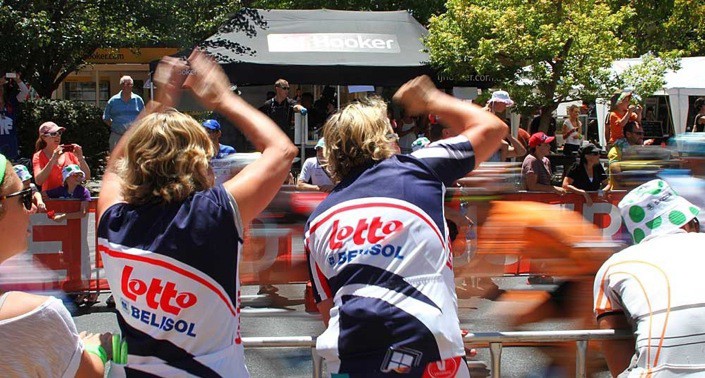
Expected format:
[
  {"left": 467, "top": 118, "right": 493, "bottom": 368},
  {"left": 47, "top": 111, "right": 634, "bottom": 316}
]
[
  {"left": 98, "top": 185, "right": 247, "bottom": 377},
  {"left": 305, "top": 135, "right": 475, "bottom": 376}
]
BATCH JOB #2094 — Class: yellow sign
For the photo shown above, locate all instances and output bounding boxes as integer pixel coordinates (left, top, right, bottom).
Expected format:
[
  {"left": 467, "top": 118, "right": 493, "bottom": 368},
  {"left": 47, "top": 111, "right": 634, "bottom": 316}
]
[{"left": 86, "top": 48, "right": 180, "bottom": 64}]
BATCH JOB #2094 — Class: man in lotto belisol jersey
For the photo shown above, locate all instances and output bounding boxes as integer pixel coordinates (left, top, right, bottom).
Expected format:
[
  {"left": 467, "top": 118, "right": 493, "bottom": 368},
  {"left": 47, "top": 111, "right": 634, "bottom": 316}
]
[
  {"left": 96, "top": 50, "right": 297, "bottom": 377},
  {"left": 304, "top": 76, "right": 507, "bottom": 377}
]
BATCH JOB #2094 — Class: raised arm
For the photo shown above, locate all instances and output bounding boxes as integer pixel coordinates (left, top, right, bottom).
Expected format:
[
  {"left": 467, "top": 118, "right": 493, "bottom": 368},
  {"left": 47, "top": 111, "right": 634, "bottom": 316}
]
[
  {"left": 97, "top": 57, "right": 187, "bottom": 220},
  {"left": 393, "top": 76, "right": 507, "bottom": 167},
  {"left": 184, "top": 50, "right": 297, "bottom": 225}
]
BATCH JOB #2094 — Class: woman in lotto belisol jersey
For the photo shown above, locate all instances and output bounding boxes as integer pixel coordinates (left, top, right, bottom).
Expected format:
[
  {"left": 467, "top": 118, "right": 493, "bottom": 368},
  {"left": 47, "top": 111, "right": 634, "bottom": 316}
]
[
  {"left": 304, "top": 76, "right": 507, "bottom": 377},
  {"left": 96, "top": 50, "right": 297, "bottom": 377}
]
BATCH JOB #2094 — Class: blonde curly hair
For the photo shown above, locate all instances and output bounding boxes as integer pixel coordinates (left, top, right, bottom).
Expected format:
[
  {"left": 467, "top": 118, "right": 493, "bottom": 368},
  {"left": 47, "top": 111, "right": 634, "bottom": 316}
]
[
  {"left": 118, "top": 109, "right": 215, "bottom": 205},
  {"left": 323, "top": 97, "right": 396, "bottom": 182}
]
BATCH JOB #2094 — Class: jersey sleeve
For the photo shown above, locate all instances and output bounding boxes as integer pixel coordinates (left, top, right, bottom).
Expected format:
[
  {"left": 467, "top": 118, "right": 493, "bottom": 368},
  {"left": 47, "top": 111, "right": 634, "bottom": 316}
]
[
  {"left": 305, "top": 232, "right": 331, "bottom": 303},
  {"left": 593, "top": 260, "right": 626, "bottom": 319},
  {"left": 410, "top": 135, "right": 476, "bottom": 186}
]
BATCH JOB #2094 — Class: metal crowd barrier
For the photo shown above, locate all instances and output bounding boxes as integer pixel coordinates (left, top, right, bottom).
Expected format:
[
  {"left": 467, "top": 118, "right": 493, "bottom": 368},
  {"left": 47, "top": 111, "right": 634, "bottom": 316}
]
[{"left": 242, "top": 329, "right": 633, "bottom": 378}]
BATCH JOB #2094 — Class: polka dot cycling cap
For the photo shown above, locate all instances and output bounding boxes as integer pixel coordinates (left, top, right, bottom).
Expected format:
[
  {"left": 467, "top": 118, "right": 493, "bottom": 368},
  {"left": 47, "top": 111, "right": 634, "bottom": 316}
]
[
  {"left": 411, "top": 137, "right": 430, "bottom": 152},
  {"left": 618, "top": 179, "right": 700, "bottom": 244}
]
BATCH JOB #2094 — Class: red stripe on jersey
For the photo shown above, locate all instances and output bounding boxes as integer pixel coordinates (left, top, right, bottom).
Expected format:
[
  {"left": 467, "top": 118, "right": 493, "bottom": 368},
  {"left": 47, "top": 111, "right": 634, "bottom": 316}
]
[{"left": 98, "top": 244, "right": 237, "bottom": 317}]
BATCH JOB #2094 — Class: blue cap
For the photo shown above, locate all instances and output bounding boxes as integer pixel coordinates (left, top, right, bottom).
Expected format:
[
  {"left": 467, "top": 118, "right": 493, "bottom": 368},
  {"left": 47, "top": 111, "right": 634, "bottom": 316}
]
[
  {"left": 315, "top": 138, "right": 325, "bottom": 149},
  {"left": 202, "top": 119, "right": 221, "bottom": 131}
]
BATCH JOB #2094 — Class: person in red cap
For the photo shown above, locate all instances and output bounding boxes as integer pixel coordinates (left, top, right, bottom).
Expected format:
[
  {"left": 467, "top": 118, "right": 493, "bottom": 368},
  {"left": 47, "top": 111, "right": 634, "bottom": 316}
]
[{"left": 522, "top": 132, "right": 566, "bottom": 194}]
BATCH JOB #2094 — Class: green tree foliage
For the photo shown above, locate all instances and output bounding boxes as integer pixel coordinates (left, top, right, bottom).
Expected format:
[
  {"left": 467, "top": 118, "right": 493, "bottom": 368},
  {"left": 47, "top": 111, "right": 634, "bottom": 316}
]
[
  {"left": 0, "top": 0, "right": 242, "bottom": 98},
  {"left": 248, "top": 0, "right": 445, "bottom": 25},
  {"left": 612, "top": 52, "right": 681, "bottom": 101},
  {"left": 608, "top": 0, "right": 705, "bottom": 56},
  {"left": 426, "top": 0, "right": 634, "bottom": 129}
]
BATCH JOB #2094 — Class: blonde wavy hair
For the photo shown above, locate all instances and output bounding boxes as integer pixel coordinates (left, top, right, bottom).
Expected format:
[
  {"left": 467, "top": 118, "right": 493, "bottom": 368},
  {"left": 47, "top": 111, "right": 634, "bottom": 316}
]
[
  {"left": 323, "top": 97, "right": 396, "bottom": 182},
  {"left": 118, "top": 109, "right": 215, "bottom": 205}
]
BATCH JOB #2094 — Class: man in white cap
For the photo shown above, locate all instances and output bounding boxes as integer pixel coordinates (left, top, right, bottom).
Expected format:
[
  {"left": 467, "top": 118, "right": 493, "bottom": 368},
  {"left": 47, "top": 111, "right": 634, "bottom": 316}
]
[
  {"left": 593, "top": 179, "right": 705, "bottom": 376},
  {"left": 296, "top": 138, "right": 334, "bottom": 192}
]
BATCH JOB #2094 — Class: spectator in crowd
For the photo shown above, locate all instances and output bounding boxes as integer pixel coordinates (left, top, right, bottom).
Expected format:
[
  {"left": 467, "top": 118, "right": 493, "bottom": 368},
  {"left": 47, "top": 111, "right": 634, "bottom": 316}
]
[
  {"left": 13, "top": 164, "right": 45, "bottom": 212},
  {"left": 44, "top": 164, "right": 90, "bottom": 201},
  {"left": 594, "top": 179, "right": 704, "bottom": 376},
  {"left": 300, "top": 92, "right": 324, "bottom": 137},
  {"left": 530, "top": 109, "right": 558, "bottom": 152},
  {"left": 96, "top": 50, "right": 296, "bottom": 376},
  {"left": 202, "top": 119, "right": 236, "bottom": 159},
  {"left": 607, "top": 121, "right": 647, "bottom": 189},
  {"left": 692, "top": 97, "right": 705, "bottom": 133},
  {"left": 32, "top": 122, "right": 90, "bottom": 191},
  {"left": 562, "top": 144, "right": 607, "bottom": 206},
  {"left": 103, "top": 75, "right": 145, "bottom": 151},
  {"left": 296, "top": 138, "right": 334, "bottom": 192},
  {"left": 522, "top": 132, "right": 566, "bottom": 194},
  {"left": 259, "top": 79, "right": 305, "bottom": 142},
  {"left": 606, "top": 90, "right": 641, "bottom": 145},
  {"left": 305, "top": 76, "right": 506, "bottom": 377},
  {"left": 396, "top": 111, "right": 420, "bottom": 153},
  {"left": 644, "top": 106, "right": 657, "bottom": 122},
  {"left": 483, "top": 90, "right": 513, "bottom": 120},
  {"left": 0, "top": 153, "right": 109, "bottom": 377},
  {"left": 0, "top": 73, "right": 29, "bottom": 159},
  {"left": 561, "top": 104, "right": 583, "bottom": 156}
]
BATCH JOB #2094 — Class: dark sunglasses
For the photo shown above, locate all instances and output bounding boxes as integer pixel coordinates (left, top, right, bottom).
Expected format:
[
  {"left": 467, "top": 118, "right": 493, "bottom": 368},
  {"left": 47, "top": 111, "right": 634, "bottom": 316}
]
[
  {"left": 279, "top": 86, "right": 290, "bottom": 90},
  {"left": 386, "top": 133, "right": 399, "bottom": 142},
  {"left": 0, "top": 187, "right": 33, "bottom": 211},
  {"left": 43, "top": 131, "right": 63, "bottom": 137}
]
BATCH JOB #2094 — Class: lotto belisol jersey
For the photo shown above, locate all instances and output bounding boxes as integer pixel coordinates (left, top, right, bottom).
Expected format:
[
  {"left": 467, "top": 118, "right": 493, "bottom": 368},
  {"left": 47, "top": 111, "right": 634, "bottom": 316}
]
[
  {"left": 305, "top": 135, "right": 476, "bottom": 376},
  {"left": 98, "top": 185, "right": 247, "bottom": 377}
]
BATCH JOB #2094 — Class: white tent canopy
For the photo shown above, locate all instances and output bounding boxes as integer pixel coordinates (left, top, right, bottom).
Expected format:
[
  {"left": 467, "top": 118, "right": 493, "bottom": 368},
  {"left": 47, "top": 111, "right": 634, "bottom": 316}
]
[{"left": 597, "top": 56, "right": 705, "bottom": 146}]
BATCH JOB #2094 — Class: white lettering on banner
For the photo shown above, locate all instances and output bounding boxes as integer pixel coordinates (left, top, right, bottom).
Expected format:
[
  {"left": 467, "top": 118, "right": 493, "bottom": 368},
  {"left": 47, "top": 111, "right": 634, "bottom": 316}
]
[
  {"left": 583, "top": 203, "right": 622, "bottom": 238},
  {"left": 268, "top": 33, "right": 400, "bottom": 53}
]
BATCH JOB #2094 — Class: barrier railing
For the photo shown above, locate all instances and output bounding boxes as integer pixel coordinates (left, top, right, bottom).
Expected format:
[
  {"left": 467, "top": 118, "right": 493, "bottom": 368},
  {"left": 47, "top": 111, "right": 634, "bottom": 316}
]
[{"left": 241, "top": 329, "right": 633, "bottom": 378}]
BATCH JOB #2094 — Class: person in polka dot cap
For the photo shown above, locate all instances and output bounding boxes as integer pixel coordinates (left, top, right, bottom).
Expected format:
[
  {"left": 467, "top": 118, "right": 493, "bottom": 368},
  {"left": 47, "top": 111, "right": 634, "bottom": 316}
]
[
  {"left": 593, "top": 178, "right": 705, "bottom": 377},
  {"left": 618, "top": 178, "right": 700, "bottom": 244}
]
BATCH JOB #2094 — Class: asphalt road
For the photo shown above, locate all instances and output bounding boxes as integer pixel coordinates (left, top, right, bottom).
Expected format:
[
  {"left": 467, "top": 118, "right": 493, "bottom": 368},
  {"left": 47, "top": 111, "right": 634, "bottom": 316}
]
[{"left": 71, "top": 278, "right": 611, "bottom": 377}]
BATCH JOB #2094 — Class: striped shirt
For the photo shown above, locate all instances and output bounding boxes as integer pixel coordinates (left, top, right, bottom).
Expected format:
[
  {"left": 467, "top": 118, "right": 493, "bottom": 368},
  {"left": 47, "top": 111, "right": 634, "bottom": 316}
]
[
  {"left": 98, "top": 185, "right": 247, "bottom": 377},
  {"left": 305, "top": 135, "right": 475, "bottom": 376}
]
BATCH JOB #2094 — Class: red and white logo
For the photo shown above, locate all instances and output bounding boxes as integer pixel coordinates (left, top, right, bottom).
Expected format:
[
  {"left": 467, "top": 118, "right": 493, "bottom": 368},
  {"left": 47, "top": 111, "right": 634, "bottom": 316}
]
[
  {"left": 329, "top": 217, "right": 403, "bottom": 249},
  {"left": 121, "top": 265, "right": 197, "bottom": 316}
]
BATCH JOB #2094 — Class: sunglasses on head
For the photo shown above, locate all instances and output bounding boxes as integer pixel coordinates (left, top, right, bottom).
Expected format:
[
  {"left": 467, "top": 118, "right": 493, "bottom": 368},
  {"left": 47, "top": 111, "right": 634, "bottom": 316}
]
[
  {"left": 43, "top": 131, "right": 63, "bottom": 137},
  {"left": 0, "top": 187, "right": 33, "bottom": 211}
]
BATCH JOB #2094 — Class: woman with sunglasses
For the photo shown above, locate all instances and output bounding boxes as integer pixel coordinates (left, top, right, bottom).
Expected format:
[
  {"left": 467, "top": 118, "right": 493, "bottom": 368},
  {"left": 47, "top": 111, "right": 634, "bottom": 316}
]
[
  {"left": 304, "top": 77, "right": 506, "bottom": 377},
  {"left": 562, "top": 143, "right": 608, "bottom": 206},
  {"left": 0, "top": 153, "right": 109, "bottom": 377},
  {"left": 32, "top": 121, "right": 90, "bottom": 191}
]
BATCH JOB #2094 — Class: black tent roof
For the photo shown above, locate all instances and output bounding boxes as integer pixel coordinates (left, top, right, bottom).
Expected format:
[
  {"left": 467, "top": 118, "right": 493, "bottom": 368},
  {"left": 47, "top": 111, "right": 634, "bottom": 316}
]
[
  {"left": 205, "top": 9, "right": 431, "bottom": 86},
  {"left": 162, "top": 9, "right": 488, "bottom": 87}
]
